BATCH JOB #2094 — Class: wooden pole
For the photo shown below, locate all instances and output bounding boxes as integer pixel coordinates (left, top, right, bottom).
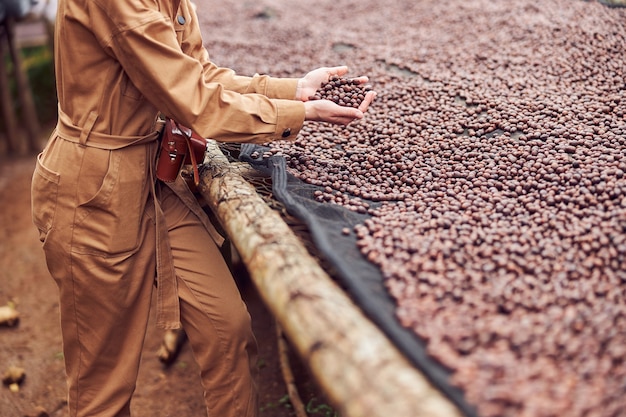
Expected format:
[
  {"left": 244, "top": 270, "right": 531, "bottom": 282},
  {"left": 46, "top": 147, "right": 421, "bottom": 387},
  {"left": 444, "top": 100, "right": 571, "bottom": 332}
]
[
  {"left": 0, "top": 21, "right": 21, "bottom": 155},
  {"left": 276, "top": 324, "right": 308, "bottom": 417},
  {"left": 198, "top": 141, "right": 462, "bottom": 417},
  {"left": 5, "top": 16, "right": 40, "bottom": 153}
]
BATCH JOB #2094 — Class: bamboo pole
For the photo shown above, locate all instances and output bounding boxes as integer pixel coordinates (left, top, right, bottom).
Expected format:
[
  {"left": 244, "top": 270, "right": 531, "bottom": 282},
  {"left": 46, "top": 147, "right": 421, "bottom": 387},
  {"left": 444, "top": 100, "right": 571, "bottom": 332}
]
[{"left": 197, "top": 141, "right": 462, "bottom": 417}]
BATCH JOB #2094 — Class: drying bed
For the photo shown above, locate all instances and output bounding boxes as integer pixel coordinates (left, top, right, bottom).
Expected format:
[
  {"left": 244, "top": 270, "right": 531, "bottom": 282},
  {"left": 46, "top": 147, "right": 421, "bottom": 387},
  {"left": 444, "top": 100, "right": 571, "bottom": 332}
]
[
  {"left": 199, "top": 1, "right": 626, "bottom": 416},
  {"left": 253, "top": 3, "right": 625, "bottom": 417}
]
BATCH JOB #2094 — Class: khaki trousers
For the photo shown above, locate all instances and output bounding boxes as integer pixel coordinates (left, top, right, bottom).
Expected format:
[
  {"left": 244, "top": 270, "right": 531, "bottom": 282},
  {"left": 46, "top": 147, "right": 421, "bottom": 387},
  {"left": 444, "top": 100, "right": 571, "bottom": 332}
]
[{"left": 32, "top": 135, "right": 258, "bottom": 417}]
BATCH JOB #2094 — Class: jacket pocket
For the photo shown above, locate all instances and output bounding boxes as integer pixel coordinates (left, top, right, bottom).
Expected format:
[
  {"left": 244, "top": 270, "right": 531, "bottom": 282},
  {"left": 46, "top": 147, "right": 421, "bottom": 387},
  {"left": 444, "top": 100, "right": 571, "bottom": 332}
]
[
  {"left": 31, "top": 152, "right": 60, "bottom": 243},
  {"left": 72, "top": 145, "right": 147, "bottom": 256}
]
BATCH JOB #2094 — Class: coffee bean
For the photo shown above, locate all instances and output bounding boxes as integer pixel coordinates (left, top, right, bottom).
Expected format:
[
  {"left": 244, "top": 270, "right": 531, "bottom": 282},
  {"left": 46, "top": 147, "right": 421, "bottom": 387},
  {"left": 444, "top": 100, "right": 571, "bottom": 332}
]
[{"left": 309, "top": 76, "right": 372, "bottom": 109}]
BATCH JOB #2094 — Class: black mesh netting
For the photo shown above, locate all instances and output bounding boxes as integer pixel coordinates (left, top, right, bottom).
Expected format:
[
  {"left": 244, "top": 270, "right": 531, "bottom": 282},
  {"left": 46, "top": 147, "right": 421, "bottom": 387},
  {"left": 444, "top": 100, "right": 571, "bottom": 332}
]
[{"left": 237, "top": 143, "right": 479, "bottom": 417}]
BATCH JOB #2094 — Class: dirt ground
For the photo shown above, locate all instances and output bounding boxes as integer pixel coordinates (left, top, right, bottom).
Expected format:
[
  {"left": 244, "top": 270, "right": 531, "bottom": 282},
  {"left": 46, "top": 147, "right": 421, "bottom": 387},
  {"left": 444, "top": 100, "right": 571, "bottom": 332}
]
[{"left": 0, "top": 152, "right": 329, "bottom": 416}]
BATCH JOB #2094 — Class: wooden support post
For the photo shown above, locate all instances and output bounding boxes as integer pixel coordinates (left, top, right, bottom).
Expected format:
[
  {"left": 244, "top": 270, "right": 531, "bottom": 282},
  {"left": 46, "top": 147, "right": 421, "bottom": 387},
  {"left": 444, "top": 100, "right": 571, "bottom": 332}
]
[
  {"left": 5, "top": 16, "right": 40, "bottom": 153},
  {"left": 0, "top": 21, "right": 21, "bottom": 155}
]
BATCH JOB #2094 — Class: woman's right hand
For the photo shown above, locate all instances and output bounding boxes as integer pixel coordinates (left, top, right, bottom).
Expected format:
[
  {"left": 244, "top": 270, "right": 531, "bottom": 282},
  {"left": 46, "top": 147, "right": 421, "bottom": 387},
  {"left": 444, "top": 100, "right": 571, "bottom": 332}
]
[{"left": 303, "top": 90, "right": 376, "bottom": 125}]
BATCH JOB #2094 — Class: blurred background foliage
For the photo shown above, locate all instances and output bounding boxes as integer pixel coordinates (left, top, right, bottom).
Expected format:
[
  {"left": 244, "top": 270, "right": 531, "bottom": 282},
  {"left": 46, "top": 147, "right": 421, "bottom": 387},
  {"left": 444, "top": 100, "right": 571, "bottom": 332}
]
[{"left": 2, "top": 42, "right": 56, "bottom": 132}]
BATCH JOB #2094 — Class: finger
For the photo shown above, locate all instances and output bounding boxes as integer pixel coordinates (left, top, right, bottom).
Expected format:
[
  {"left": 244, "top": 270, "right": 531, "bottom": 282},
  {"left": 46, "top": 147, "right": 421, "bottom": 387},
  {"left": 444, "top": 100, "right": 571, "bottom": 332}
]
[
  {"left": 350, "top": 76, "right": 370, "bottom": 85},
  {"left": 336, "top": 116, "right": 359, "bottom": 126},
  {"left": 358, "top": 91, "right": 377, "bottom": 113},
  {"left": 328, "top": 66, "right": 349, "bottom": 77},
  {"left": 344, "top": 108, "right": 364, "bottom": 124},
  {"left": 328, "top": 104, "right": 362, "bottom": 125}
]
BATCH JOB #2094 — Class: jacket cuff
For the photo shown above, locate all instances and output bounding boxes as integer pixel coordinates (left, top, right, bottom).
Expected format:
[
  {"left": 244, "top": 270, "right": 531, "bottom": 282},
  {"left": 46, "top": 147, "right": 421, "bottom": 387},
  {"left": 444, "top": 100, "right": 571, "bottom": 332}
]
[{"left": 274, "top": 99, "right": 306, "bottom": 141}]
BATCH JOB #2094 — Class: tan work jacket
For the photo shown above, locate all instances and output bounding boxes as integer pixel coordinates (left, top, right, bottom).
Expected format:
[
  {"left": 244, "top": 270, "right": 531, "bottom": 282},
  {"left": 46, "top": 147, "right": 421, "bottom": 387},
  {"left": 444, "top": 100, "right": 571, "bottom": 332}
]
[{"left": 44, "top": 0, "right": 306, "bottom": 329}]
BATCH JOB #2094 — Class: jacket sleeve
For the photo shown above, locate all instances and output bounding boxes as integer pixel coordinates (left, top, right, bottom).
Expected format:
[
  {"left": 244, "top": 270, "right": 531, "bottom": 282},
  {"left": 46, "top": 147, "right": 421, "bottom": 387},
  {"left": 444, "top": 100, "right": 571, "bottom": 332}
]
[
  {"left": 178, "top": 0, "right": 301, "bottom": 100},
  {"left": 89, "top": 0, "right": 305, "bottom": 143}
]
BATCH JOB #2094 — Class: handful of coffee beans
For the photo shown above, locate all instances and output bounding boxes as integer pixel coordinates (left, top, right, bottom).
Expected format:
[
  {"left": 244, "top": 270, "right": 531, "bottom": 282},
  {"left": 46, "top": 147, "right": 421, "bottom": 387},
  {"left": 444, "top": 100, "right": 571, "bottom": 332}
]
[{"left": 309, "top": 76, "right": 371, "bottom": 109}]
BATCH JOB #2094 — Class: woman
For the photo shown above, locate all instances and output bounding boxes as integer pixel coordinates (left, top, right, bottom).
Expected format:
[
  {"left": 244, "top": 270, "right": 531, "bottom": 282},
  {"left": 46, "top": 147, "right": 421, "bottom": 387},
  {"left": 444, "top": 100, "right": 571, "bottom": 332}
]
[{"left": 30, "top": 0, "right": 375, "bottom": 416}]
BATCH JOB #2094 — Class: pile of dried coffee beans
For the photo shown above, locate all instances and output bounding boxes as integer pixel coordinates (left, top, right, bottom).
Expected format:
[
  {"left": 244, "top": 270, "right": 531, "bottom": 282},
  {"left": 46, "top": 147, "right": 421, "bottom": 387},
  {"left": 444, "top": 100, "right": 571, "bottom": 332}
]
[
  {"left": 308, "top": 76, "right": 371, "bottom": 109},
  {"left": 203, "top": 0, "right": 626, "bottom": 415},
  {"left": 261, "top": 1, "right": 626, "bottom": 416}
]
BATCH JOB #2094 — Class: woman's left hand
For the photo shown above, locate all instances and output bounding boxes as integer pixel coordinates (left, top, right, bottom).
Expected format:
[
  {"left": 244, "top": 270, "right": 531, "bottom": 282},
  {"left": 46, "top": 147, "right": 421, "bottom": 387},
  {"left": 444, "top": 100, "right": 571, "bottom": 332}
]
[{"left": 295, "top": 66, "right": 370, "bottom": 102}]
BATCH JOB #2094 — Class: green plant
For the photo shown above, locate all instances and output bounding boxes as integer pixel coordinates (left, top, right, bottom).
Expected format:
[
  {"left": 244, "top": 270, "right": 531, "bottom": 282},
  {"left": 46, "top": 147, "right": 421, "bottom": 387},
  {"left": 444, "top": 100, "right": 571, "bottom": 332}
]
[
  {"left": 20, "top": 45, "right": 56, "bottom": 125},
  {"left": 259, "top": 393, "right": 293, "bottom": 413},
  {"left": 305, "top": 397, "right": 339, "bottom": 417},
  {"left": 1, "top": 44, "right": 56, "bottom": 132}
]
